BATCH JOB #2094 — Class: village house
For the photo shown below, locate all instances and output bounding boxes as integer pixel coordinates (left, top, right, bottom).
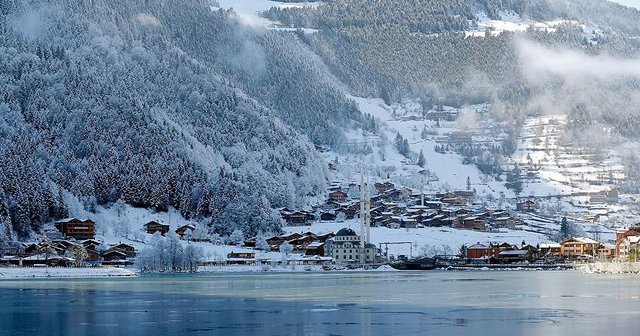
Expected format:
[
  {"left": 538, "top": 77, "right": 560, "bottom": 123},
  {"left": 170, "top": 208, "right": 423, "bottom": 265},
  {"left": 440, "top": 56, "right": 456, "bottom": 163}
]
[
  {"left": 465, "top": 243, "right": 499, "bottom": 259},
  {"left": 175, "top": 224, "right": 196, "bottom": 238},
  {"left": 560, "top": 237, "right": 600, "bottom": 258},
  {"left": 110, "top": 243, "right": 136, "bottom": 257},
  {"left": 456, "top": 216, "right": 486, "bottom": 230},
  {"left": 304, "top": 242, "right": 326, "bottom": 256},
  {"left": 144, "top": 221, "right": 170, "bottom": 235},
  {"left": 615, "top": 227, "right": 640, "bottom": 258},
  {"left": 328, "top": 190, "right": 348, "bottom": 202},
  {"left": 539, "top": 243, "right": 562, "bottom": 258},
  {"left": 589, "top": 189, "right": 619, "bottom": 204},
  {"left": 319, "top": 212, "right": 337, "bottom": 221},
  {"left": 498, "top": 249, "right": 533, "bottom": 263},
  {"left": 596, "top": 244, "right": 615, "bottom": 260},
  {"left": 516, "top": 200, "right": 536, "bottom": 213},
  {"left": 102, "top": 250, "right": 127, "bottom": 262},
  {"left": 492, "top": 216, "right": 517, "bottom": 229},
  {"left": 227, "top": 251, "right": 256, "bottom": 265},
  {"left": 81, "top": 239, "right": 102, "bottom": 250},
  {"left": 55, "top": 218, "right": 96, "bottom": 240},
  {"left": 453, "top": 190, "right": 475, "bottom": 201},
  {"left": 374, "top": 182, "right": 395, "bottom": 193},
  {"left": 441, "top": 197, "right": 467, "bottom": 207},
  {"left": 280, "top": 209, "right": 313, "bottom": 226}
]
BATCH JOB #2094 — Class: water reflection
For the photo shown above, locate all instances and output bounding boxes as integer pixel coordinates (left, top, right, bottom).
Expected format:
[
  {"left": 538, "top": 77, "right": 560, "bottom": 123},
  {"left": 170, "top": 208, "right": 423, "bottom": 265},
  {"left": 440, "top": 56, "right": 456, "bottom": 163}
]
[{"left": 0, "top": 271, "right": 640, "bottom": 336}]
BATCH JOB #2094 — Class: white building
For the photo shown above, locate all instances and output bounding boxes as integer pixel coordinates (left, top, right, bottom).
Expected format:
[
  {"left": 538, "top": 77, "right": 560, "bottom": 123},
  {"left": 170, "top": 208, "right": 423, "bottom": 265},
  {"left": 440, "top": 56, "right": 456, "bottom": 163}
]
[{"left": 330, "top": 228, "right": 377, "bottom": 263}]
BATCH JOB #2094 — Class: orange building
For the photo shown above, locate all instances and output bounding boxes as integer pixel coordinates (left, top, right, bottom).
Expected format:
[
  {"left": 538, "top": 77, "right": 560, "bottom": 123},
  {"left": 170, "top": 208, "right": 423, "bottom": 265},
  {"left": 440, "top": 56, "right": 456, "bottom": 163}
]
[{"left": 560, "top": 237, "right": 600, "bottom": 257}]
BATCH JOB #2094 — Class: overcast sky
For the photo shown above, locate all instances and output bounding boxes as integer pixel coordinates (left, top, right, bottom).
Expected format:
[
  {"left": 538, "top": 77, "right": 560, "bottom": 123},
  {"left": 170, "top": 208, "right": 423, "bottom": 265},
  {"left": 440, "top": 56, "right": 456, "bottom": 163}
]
[{"left": 608, "top": 0, "right": 640, "bottom": 9}]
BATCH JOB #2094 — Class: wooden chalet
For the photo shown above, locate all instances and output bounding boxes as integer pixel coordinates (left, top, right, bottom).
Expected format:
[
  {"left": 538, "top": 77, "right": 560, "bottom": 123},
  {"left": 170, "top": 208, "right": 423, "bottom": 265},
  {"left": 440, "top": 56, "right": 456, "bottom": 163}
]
[
  {"left": 82, "top": 239, "right": 102, "bottom": 250},
  {"left": 453, "top": 190, "right": 475, "bottom": 200},
  {"left": 280, "top": 210, "right": 313, "bottom": 226},
  {"left": 304, "top": 242, "right": 326, "bottom": 256},
  {"left": 144, "top": 221, "right": 170, "bottom": 235},
  {"left": 102, "top": 250, "right": 127, "bottom": 261},
  {"left": 110, "top": 243, "right": 136, "bottom": 257},
  {"left": 176, "top": 224, "right": 196, "bottom": 237},
  {"left": 497, "top": 249, "right": 533, "bottom": 263},
  {"left": 456, "top": 216, "right": 486, "bottom": 230},
  {"left": 560, "top": 237, "right": 600, "bottom": 258},
  {"left": 539, "top": 243, "right": 562, "bottom": 257},
  {"left": 328, "top": 190, "right": 348, "bottom": 202},
  {"left": 227, "top": 251, "right": 256, "bottom": 265},
  {"left": 492, "top": 216, "right": 517, "bottom": 229},
  {"left": 55, "top": 218, "right": 96, "bottom": 240},
  {"left": 441, "top": 197, "right": 467, "bottom": 207},
  {"left": 374, "top": 182, "right": 395, "bottom": 193},
  {"left": 319, "top": 212, "right": 337, "bottom": 221},
  {"left": 401, "top": 218, "right": 418, "bottom": 229},
  {"left": 465, "top": 243, "right": 499, "bottom": 259},
  {"left": 589, "top": 189, "right": 619, "bottom": 204},
  {"left": 516, "top": 200, "right": 536, "bottom": 212}
]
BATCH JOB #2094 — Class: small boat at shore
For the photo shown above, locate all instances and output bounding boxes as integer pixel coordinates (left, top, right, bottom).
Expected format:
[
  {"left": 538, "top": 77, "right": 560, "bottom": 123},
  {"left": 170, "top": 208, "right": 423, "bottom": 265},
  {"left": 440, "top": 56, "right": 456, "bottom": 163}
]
[{"left": 390, "top": 257, "right": 436, "bottom": 270}]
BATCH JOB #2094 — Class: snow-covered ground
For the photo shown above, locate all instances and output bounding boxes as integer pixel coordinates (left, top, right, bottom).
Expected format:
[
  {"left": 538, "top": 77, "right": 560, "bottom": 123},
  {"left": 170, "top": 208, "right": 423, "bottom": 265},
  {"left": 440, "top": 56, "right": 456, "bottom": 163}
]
[
  {"left": 0, "top": 267, "right": 136, "bottom": 279},
  {"left": 338, "top": 95, "right": 511, "bottom": 199},
  {"left": 466, "top": 11, "right": 570, "bottom": 37},
  {"left": 215, "top": 0, "right": 320, "bottom": 31},
  {"left": 284, "top": 219, "right": 553, "bottom": 258}
]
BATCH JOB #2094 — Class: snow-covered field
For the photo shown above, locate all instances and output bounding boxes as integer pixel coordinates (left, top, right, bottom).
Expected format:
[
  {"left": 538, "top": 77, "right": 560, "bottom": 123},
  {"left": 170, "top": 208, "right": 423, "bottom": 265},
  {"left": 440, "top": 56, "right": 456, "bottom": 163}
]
[
  {"left": 0, "top": 267, "right": 136, "bottom": 279},
  {"left": 339, "top": 95, "right": 511, "bottom": 199},
  {"left": 285, "top": 219, "right": 553, "bottom": 258},
  {"left": 466, "top": 11, "right": 570, "bottom": 37},
  {"left": 215, "top": 0, "right": 320, "bottom": 31}
]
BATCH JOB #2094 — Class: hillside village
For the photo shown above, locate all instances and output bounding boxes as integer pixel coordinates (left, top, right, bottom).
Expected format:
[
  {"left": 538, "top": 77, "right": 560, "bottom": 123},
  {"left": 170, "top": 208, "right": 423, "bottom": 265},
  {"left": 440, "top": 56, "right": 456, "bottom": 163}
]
[{"left": 2, "top": 177, "right": 639, "bottom": 271}]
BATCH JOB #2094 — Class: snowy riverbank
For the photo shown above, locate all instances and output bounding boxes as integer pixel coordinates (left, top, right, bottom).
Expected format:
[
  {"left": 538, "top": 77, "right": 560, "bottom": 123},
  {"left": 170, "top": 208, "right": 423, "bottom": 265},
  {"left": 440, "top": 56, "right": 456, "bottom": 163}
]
[
  {"left": 197, "top": 264, "right": 398, "bottom": 273},
  {"left": 0, "top": 267, "right": 137, "bottom": 279},
  {"left": 582, "top": 262, "right": 640, "bottom": 274}
]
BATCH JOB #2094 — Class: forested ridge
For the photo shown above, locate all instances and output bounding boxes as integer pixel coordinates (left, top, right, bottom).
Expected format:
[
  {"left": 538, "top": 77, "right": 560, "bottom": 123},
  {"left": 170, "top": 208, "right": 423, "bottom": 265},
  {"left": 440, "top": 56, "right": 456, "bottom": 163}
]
[
  {"left": 0, "top": 0, "right": 368, "bottom": 238},
  {"left": 267, "top": 0, "right": 640, "bottom": 105}
]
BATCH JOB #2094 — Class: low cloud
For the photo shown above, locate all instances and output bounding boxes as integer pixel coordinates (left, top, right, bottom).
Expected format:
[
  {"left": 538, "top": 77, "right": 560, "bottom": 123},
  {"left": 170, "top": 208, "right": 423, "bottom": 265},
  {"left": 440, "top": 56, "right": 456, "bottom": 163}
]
[
  {"left": 135, "top": 13, "right": 162, "bottom": 27},
  {"left": 517, "top": 38, "right": 640, "bottom": 84}
]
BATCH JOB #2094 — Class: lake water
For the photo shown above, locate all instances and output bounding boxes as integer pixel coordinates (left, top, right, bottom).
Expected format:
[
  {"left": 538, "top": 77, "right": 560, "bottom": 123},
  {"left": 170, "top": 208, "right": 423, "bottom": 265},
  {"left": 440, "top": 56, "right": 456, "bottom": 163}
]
[{"left": 1, "top": 270, "right": 640, "bottom": 336}]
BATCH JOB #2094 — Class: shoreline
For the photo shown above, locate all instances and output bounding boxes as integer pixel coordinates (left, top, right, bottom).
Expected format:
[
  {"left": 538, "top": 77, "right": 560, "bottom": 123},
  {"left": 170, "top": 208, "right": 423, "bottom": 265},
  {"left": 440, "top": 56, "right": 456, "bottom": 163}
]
[
  {"left": 0, "top": 267, "right": 137, "bottom": 279},
  {"left": 581, "top": 261, "right": 640, "bottom": 274}
]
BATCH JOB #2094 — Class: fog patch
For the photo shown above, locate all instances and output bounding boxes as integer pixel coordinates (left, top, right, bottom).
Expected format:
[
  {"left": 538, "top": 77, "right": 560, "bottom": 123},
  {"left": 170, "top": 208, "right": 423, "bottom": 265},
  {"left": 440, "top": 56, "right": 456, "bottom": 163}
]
[
  {"left": 517, "top": 39, "right": 640, "bottom": 85},
  {"left": 228, "top": 27, "right": 267, "bottom": 81},
  {"left": 516, "top": 38, "right": 640, "bottom": 123},
  {"left": 9, "top": 6, "right": 56, "bottom": 40},
  {"left": 134, "top": 13, "right": 162, "bottom": 28}
]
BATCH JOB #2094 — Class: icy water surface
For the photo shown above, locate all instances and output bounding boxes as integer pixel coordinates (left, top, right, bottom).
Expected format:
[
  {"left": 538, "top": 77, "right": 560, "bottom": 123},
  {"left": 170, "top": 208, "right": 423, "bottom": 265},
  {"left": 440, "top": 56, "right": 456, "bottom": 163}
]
[{"left": 1, "top": 271, "right": 640, "bottom": 336}]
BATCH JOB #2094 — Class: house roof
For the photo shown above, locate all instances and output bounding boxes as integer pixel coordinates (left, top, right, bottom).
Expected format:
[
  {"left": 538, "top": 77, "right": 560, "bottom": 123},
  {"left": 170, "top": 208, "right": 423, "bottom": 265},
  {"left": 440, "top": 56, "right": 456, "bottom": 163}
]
[
  {"left": 56, "top": 218, "right": 93, "bottom": 223},
  {"left": 626, "top": 236, "right": 640, "bottom": 244},
  {"left": 467, "top": 243, "right": 490, "bottom": 249},
  {"left": 499, "top": 250, "right": 529, "bottom": 256},
  {"left": 539, "top": 243, "right": 561, "bottom": 248},
  {"left": 563, "top": 237, "right": 600, "bottom": 244}
]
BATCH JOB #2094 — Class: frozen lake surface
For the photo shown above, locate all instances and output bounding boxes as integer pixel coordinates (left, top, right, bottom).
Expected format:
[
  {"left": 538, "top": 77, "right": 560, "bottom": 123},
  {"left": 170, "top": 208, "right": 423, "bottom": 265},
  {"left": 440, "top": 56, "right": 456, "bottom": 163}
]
[{"left": 1, "top": 271, "right": 640, "bottom": 335}]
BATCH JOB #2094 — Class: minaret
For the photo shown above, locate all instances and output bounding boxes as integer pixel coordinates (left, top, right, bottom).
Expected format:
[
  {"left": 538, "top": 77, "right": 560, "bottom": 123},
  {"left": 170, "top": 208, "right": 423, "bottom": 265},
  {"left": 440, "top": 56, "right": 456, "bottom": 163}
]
[
  {"left": 365, "top": 172, "right": 371, "bottom": 243},
  {"left": 420, "top": 175, "right": 425, "bottom": 207},
  {"left": 360, "top": 170, "right": 371, "bottom": 263},
  {"left": 360, "top": 171, "right": 366, "bottom": 258}
]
